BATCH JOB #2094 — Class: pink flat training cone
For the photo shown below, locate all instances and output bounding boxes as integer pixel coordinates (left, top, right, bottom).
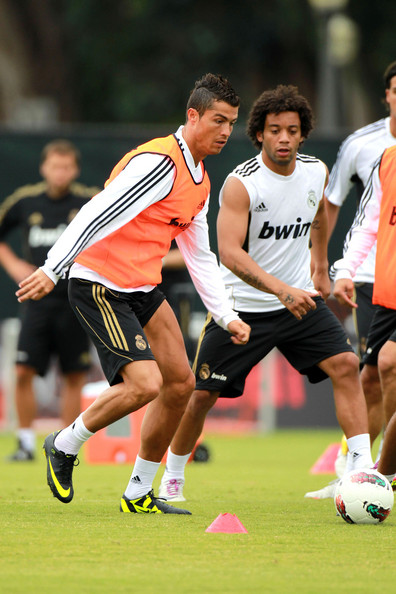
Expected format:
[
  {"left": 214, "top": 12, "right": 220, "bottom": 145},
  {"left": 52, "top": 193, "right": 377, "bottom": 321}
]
[
  {"left": 205, "top": 513, "right": 248, "bottom": 534},
  {"left": 310, "top": 443, "right": 340, "bottom": 474}
]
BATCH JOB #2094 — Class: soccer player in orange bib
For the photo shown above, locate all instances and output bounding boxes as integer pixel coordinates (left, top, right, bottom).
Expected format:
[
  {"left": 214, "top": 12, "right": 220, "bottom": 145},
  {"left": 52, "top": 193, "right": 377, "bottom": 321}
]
[{"left": 16, "top": 74, "right": 250, "bottom": 514}]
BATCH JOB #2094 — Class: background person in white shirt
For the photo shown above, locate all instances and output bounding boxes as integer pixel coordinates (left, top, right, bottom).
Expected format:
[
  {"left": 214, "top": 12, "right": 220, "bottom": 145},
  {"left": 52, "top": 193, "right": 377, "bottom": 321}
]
[{"left": 324, "top": 60, "right": 396, "bottom": 450}]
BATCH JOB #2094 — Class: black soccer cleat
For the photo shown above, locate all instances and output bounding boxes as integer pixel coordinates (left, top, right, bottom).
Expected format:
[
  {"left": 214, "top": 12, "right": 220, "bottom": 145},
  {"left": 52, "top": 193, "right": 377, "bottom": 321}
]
[
  {"left": 120, "top": 490, "right": 192, "bottom": 514},
  {"left": 43, "top": 431, "right": 79, "bottom": 504}
]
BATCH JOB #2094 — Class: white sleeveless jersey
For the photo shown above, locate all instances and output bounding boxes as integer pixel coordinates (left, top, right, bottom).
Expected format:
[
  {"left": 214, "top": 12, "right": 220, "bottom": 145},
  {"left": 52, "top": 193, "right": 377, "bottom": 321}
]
[{"left": 220, "top": 152, "right": 327, "bottom": 312}]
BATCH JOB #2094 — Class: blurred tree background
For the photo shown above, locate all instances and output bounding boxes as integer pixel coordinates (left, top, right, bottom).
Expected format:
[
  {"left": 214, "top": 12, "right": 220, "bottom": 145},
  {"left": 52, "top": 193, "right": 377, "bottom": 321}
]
[
  {"left": 0, "top": 0, "right": 393, "bottom": 424},
  {"left": 0, "top": 0, "right": 394, "bottom": 131},
  {"left": 0, "top": 0, "right": 395, "bottom": 321}
]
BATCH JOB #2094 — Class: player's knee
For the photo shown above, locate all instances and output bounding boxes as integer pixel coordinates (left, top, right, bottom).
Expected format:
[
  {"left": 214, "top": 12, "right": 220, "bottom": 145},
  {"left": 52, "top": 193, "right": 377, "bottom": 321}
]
[
  {"left": 189, "top": 389, "right": 218, "bottom": 415},
  {"left": 145, "top": 374, "right": 163, "bottom": 402},
  {"left": 121, "top": 361, "right": 163, "bottom": 408},
  {"left": 333, "top": 351, "right": 360, "bottom": 380},
  {"left": 165, "top": 369, "right": 196, "bottom": 409},
  {"left": 15, "top": 364, "right": 36, "bottom": 385},
  {"left": 131, "top": 372, "right": 163, "bottom": 408},
  {"left": 361, "top": 365, "right": 380, "bottom": 395},
  {"left": 378, "top": 349, "right": 396, "bottom": 380},
  {"left": 183, "top": 370, "right": 196, "bottom": 397},
  {"left": 64, "top": 370, "right": 87, "bottom": 387}
]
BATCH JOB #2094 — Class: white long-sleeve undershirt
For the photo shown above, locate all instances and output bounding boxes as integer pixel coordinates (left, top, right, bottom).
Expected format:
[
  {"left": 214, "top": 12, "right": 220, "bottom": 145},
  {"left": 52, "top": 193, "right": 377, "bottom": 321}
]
[{"left": 332, "top": 158, "right": 382, "bottom": 281}]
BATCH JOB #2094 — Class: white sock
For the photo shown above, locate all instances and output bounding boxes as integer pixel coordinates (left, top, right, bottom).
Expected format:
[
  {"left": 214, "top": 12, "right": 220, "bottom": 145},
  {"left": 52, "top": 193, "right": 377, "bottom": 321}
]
[
  {"left": 345, "top": 433, "right": 373, "bottom": 472},
  {"left": 383, "top": 473, "right": 395, "bottom": 483},
  {"left": 125, "top": 455, "right": 160, "bottom": 499},
  {"left": 54, "top": 413, "right": 94, "bottom": 456},
  {"left": 17, "top": 428, "right": 35, "bottom": 453},
  {"left": 162, "top": 448, "right": 191, "bottom": 481}
]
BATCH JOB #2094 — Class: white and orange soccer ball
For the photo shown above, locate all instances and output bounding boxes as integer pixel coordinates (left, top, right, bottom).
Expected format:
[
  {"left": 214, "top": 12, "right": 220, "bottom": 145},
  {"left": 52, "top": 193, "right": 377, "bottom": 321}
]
[{"left": 334, "top": 469, "right": 394, "bottom": 525}]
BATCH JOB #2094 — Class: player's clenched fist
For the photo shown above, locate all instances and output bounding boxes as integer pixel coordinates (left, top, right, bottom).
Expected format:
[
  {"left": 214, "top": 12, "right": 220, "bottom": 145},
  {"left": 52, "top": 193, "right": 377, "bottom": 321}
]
[{"left": 227, "top": 319, "right": 251, "bottom": 345}]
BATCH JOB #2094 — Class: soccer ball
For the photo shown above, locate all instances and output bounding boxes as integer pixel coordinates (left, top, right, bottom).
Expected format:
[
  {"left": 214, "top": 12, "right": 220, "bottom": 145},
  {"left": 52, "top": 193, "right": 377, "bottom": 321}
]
[{"left": 334, "top": 468, "right": 394, "bottom": 524}]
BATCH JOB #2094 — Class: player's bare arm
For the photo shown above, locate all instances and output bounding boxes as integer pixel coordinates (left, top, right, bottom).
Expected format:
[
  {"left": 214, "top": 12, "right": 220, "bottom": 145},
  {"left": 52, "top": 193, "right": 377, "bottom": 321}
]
[
  {"left": 217, "top": 176, "right": 317, "bottom": 321},
  {"left": 310, "top": 180, "right": 330, "bottom": 300},
  {"left": 0, "top": 242, "right": 37, "bottom": 285},
  {"left": 324, "top": 197, "right": 340, "bottom": 239},
  {"left": 16, "top": 268, "right": 55, "bottom": 302}
]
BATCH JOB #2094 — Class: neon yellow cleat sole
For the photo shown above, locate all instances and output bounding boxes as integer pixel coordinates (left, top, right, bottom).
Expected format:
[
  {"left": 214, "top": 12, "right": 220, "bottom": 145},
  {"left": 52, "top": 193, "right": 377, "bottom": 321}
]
[{"left": 120, "top": 490, "right": 191, "bottom": 514}]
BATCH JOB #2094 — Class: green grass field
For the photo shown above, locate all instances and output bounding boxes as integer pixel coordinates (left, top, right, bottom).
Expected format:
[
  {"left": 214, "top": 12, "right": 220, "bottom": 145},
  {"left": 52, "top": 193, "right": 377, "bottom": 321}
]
[{"left": 0, "top": 428, "right": 395, "bottom": 593}]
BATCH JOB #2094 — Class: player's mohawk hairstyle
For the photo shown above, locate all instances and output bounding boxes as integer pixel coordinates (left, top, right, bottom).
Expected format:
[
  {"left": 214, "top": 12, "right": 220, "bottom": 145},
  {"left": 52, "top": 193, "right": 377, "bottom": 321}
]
[{"left": 187, "top": 73, "right": 240, "bottom": 117}]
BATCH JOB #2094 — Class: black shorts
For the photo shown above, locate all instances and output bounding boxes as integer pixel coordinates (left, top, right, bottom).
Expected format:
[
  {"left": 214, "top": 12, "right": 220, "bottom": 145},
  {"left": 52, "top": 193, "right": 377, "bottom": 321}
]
[
  {"left": 362, "top": 305, "right": 396, "bottom": 366},
  {"left": 68, "top": 279, "right": 165, "bottom": 385},
  {"left": 194, "top": 296, "right": 354, "bottom": 398},
  {"left": 16, "top": 296, "right": 91, "bottom": 376},
  {"left": 353, "top": 282, "right": 375, "bottom": 359}
]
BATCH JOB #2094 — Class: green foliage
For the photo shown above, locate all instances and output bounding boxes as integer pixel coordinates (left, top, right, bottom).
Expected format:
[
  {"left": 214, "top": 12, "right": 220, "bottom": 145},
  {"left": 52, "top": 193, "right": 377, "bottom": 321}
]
[
  {"left": 7, "top": 1, "right": 396, "bottom": 127},
  {"left": 57, "top": 0, "right": 317, "bottom": 123},
  {"left": 348, "top": 0, "right": 396, "bottom": 114},
  {"left": 0, "top": 429, "right": 394, "bottom": 593}
]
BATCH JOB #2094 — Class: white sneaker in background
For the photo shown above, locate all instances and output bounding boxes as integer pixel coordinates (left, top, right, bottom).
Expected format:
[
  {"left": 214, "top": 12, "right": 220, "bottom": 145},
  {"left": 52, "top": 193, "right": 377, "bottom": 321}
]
[
  {"left": 158, "top": 477, "right": 186, "bottom": 502},
  {"left": 304, "top": 479, "right": 340, "bottom": 500}
]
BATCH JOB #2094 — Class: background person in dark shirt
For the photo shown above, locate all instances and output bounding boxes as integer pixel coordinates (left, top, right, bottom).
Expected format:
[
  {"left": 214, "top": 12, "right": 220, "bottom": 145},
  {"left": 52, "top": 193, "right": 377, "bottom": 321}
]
[{"left": 0, "top": 140, "right": 98, "bottom": 461}]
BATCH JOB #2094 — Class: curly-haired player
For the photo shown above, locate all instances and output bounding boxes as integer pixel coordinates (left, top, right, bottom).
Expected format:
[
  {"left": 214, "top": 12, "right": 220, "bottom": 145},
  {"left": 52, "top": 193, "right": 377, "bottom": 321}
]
[{"left": 159, "top": 85, "right": 373, "bottom": 503}]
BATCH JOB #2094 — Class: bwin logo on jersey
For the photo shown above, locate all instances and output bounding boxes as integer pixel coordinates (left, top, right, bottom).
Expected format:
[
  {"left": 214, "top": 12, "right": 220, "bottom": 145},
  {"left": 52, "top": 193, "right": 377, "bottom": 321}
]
[
  {"left": 307, "top": 190, "right": 317, "bottom": 209},
  {"left": 258, "top": 218, "right": 311, "bottom": 240},
  {"left": 168, "top": 217, "right": 192, "bottom": 230}
]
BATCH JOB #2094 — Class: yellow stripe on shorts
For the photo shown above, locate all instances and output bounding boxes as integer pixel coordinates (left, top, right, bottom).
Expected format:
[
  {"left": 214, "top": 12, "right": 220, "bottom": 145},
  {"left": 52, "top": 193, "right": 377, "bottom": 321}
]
[
  {"left": 192, "top": 313, "right": 212, "bottom": 374},
  {"left": 92, "top": 284, "right": 128, "bottom": 350}
]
